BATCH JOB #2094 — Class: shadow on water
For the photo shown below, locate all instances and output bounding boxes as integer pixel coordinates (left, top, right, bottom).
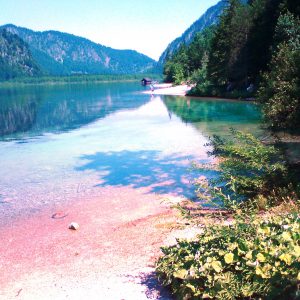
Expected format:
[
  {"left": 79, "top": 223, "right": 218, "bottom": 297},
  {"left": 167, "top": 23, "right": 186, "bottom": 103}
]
[{"left": 77, "top": 150, "right": 216, "bottom": 198}]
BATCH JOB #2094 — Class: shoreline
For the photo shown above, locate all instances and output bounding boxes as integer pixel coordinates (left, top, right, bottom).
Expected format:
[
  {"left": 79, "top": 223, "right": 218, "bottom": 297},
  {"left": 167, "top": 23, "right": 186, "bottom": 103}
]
[
  {"left": 0, "top": 185, "right": 188, "bottom": 299},
  {"left": 142, "top": 84, "right": 256, "bottom": 101},
  {"left": 142, "top": 84, "right": 192, "bottom": 96}
]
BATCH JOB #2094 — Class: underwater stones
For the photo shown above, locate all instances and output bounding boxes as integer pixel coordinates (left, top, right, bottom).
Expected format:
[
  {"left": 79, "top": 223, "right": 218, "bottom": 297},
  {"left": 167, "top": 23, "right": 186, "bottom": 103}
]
[{"left": 68, "top": 222, "right": 79, "bottom": 230}]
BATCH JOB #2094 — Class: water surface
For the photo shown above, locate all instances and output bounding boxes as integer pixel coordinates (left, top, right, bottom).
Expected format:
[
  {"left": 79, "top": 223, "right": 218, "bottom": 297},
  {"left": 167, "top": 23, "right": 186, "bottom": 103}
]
[{"left": 0, "top": 82, "right": 262, "bottom": 226}]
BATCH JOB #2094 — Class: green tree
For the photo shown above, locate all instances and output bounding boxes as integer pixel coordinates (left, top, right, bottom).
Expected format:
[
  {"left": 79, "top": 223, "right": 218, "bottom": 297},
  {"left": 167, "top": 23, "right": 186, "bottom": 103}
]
[
  {"left": 258, "top": 11, "right": 300, "bottom": 130},
  {"left": 207, "top": 0, "right": 251, "bottom": 91},
  {"left": 163, "top": 44, "right": 189, "bottom": 84},
  {"left": 246, "top": 0, "right": 283, "bottom": 84}
]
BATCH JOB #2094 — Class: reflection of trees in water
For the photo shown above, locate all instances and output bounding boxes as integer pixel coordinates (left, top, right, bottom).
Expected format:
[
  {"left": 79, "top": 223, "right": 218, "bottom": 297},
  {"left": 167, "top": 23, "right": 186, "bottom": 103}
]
[
  {"left": 0, "top": 83, "right": 147, "bottom": 138},
  {"left": 163, "top": 96, "right": 262, "bottom": 137},
  {"left": 0, "top": 96, "right": 38, "bottom": 135}
]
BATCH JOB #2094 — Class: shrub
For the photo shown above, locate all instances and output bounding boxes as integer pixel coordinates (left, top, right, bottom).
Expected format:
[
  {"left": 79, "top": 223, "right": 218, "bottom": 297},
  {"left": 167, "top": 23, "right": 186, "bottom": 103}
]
[
  {"left": 156, "top": 213, "right": 300, "bottom": 300},
  {"left": 197, "top": 130, "right": 289, "bottom": 210}
]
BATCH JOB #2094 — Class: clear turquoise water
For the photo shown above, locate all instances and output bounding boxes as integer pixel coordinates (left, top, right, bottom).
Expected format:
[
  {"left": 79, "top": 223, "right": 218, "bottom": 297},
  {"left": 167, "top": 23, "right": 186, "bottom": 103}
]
[{"left": 0, "top": 82, "right": 262, "bottom": 226}]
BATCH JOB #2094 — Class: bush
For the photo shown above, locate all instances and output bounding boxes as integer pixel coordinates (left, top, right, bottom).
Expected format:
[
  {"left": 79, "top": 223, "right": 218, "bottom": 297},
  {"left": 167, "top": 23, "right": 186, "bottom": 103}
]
[
  {"left": 156, "top": 213, "right": 300, "bottom": 300},
  {"left": 199, "top": 130, "right": 289, "bottom": 209}
]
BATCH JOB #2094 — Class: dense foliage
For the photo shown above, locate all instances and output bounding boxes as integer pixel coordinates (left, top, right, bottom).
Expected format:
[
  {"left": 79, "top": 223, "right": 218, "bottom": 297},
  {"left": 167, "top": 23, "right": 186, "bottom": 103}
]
[
  {"left": 206, "top": 130, "right": 288, "bottom": 204},
  {"left": 163, "top": 28, "right": 214, "bottom": 85},
  {"left": 156, "top": 130, "right": 300, "bottom": 299},
  {"left": 157, "top": 213, "right": 300, "bottom": 300},
  {"left": 158, "top": 2, "right": 300, "bottom": 298},
  {"left": 0, "top": 29, "right": 41, "bottom": 80},
  {"left": 192, "top": 130, "right": 300, "bottom": 213},
  {"left": 258, "top": 12, "right": 300, "bottom": 131},
  {"left": 159, "top": 0, "right": 226, "bottom": 65},
  {"left": 163, "top": 0, "right": 300, "bottom": 130}
]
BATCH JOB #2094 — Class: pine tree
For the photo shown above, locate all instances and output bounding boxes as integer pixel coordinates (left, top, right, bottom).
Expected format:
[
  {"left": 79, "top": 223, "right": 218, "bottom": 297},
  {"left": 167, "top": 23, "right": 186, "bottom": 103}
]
[{"left": 258, "top": 11, "right": 300, "bottom": 130}]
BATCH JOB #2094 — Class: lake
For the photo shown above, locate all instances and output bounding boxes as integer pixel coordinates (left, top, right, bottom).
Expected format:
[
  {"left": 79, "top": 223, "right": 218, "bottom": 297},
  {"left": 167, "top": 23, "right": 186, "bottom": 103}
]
[{"left": 0, "top": 82, "right": 262, "bottom": 227}]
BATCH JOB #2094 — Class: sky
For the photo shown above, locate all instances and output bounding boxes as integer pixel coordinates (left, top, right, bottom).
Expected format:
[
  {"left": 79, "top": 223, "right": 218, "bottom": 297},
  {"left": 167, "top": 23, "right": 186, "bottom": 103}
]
[{"left": 0, "top": 0, "right": 219, "bottom": 61}]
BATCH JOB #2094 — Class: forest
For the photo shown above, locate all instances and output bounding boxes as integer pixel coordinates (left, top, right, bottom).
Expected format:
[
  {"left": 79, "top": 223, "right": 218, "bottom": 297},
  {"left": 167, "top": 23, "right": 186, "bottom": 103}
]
[
  {"left": 163, "top": 0, "right": 300, "bottom": 131},
  {"left": 156, "top": 1, "right": 300, "bottom": 299}
]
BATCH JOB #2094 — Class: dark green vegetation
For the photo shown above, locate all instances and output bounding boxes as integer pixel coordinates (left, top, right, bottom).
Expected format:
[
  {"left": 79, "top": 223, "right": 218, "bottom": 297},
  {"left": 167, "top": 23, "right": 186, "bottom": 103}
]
[
  {"left": 163, "top": 28, "right": 215, "bottom": 85},
  {"left": 0, "top": 29, "right": 41, "bottom": 80},
  {"left": 163, "top": 0, "right": 300, "bottom": 131},
  {"left": 158, "top": 0, "right": 227, "bottom": 65},
  {"left": 158, "top": 2, "right": 300, "bottom": 292},
  {"left": 0, "top": 73, "right": 162, "bottom": 87},
  {"left": 157, "top": 213, "right": 300, "bottom": 300},
  {"left": 0, "top": 24, "right": 158, "bottom": 78},
  {"left": 258, "top": 12, "right": 300, "bottom": 131},
  {"left": 156, "top": 130, "right": 300, "bottom": 299},
  {"left": 200, "top": 131, "right": 299, "bottom": 211}
]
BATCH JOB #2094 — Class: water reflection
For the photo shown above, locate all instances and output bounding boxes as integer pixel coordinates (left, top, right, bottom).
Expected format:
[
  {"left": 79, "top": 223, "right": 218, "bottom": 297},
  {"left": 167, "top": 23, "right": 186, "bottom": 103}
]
[
  {"left": 0, "top": 99, "right": 38, "bottom": 136},
  {"left": 163, "top": 96, "right": 262, "bottom": 137},
  {"left": 0, "top": 87, "right": 264, "bottom": 224},
  {"left": 0, "top": 82, "right": 148, "bottom": 140}
]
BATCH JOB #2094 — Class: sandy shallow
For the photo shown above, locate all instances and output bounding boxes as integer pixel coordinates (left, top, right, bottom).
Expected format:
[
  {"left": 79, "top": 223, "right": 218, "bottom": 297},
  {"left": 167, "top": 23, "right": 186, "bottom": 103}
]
[
  {"left": 142, "top": 84, "right": 192, "bottom": 96},
  {"left": 0, "top": 184, "right": 189, "bottom": 300}
]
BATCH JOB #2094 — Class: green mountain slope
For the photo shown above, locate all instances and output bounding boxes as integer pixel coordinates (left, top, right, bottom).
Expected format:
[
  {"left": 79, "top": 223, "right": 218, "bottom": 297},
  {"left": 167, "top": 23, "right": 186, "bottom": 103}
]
[
  {"left": 0, "top": 29, "right": 41, "bottom": 80},
  {"left": 0, "top": 24, "right": 156, "bottom": 75},
  {"left": 158, "top": 0, "right": 227, "bottom": 65}
]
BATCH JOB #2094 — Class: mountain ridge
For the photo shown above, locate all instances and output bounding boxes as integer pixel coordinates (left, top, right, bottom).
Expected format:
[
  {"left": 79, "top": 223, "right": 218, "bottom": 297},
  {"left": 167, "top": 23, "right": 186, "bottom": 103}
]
[
  {"left": 0, "top": 24, "right": 157, "bottom": 76},
  {"left": 158, "top": 0, "right": 227, "bottom": 65},
  {"left": 0, "top": 28, "right": 41, "bottom": 80}
]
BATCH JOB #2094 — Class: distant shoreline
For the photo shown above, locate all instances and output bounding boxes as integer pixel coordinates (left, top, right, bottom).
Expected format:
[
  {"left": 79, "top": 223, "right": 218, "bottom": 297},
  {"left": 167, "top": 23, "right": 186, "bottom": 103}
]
[{"left": 0, "top": 74, "right": 162, "bottom": 88}]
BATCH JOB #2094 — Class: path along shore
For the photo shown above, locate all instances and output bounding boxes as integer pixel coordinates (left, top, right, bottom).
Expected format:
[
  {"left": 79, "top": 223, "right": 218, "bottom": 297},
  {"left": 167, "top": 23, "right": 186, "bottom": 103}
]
[{"left": 142, "top": 83, "right": 192, "bottom": 96}]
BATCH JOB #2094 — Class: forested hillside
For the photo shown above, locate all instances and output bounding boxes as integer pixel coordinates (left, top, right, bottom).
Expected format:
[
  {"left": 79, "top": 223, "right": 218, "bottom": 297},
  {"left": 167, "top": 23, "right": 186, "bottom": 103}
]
[
  {"left": 0, "top": 24, "right": 157, "bottom": 76},
  {"left": 163, "top": 0, "right": 300, "bottom": 131},
  {"left": 0, "top": 29, "right": 41, "bottom": 80},
  {"left": 158, "top": 0, "right": 227, "bottom": 65}
]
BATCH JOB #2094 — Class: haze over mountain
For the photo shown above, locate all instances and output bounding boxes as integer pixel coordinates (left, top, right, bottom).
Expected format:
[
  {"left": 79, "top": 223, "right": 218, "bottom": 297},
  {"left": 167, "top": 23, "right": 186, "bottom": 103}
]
[
  {"left": 0, "top": 24, "right": 157, "bottom": 76},
  {"left": 158, "top": 0, "right": 227, "bottom": 65}
]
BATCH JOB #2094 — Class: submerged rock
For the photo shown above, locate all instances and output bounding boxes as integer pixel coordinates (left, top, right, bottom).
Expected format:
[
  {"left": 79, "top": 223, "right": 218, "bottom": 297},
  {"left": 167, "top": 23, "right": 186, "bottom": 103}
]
[
  {"left": 68, "top": 222, "right": 79, "bottom": 230},
  {"left": 52, "top": 211, "right": 68, "bottom": 219}
]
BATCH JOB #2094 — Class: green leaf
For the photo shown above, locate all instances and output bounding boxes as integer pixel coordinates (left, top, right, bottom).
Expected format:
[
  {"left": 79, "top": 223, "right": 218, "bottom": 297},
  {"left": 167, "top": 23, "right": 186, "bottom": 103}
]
[
  {"left": 224, "top": 253, "right": 234, "bottom": 264},
  {"left": 211, "top": 260, "right": 222, "bottom": 273},
  {"left": 173, "top": 269, "right": 188, "bottom": 279}
]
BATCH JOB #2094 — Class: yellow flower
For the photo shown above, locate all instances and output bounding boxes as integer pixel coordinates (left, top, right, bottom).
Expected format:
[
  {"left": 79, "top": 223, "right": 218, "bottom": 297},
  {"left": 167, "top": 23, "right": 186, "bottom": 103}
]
[
  {"left": 228, "top": 242, "right": 238, "bottom": 251},
  {"left": 258, "top": 227, "right": 270, "bottom": 235},
  {"left": 173, "top": 269, "right": 188, "bottom": 279},
  {"left": 206, "top": 257, "right": 213, "bottom": 263},
  {"left": 294, "top": 246, "right": 300, "bottom": 257},
  {"left": 245, "top": 251, "right": 253, "bottom": 260},
  {"left": 211, "top": 261, "right": 222, "bottom": 273},
  {"left": 224, "top": 253, "right": 234, "bottom": 264},
  {"left": 257, "top": 253, "right": 266, "bottom": 262},
  {"left": 279, "top": 253, "right": 292, "bottom": 265},
  {"left": 282, "top": 232, "right": 292, "bottom": 241},
  {"left": 256, "top": 265, "right": 272, "bottom": 278}
]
